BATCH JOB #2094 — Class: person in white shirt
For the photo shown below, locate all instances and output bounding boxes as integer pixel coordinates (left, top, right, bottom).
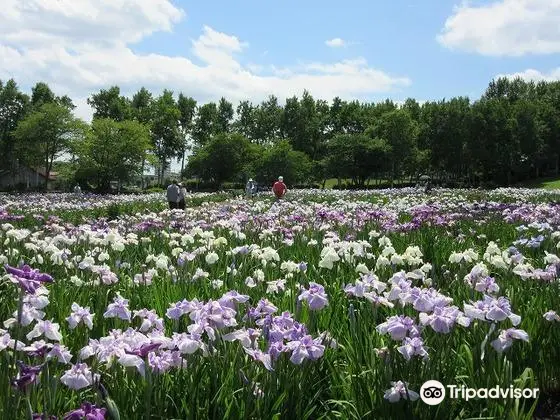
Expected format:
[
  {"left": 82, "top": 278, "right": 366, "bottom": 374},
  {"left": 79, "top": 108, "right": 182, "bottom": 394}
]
[{"left": 178, "top": 183, "right": 187, "bottom": 210}]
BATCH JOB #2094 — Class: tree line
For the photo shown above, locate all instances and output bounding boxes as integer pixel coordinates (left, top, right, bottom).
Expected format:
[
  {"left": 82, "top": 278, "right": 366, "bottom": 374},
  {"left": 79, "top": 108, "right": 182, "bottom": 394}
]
[{"left": 1, "top": 77, "right": 560, "bottom": 191}]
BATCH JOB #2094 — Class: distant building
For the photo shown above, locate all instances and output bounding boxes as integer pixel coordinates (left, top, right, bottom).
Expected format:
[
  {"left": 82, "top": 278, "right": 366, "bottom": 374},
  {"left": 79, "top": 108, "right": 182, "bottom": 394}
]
[{"left": 0, "top": 164, "right": 58, "bottom": 190}]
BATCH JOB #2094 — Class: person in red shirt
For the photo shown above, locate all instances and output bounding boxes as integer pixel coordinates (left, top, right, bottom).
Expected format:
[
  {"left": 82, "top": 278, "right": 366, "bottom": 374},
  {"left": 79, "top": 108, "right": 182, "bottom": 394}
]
[{"left": 272, "top": 176, "right": 287, "bottom": 199}]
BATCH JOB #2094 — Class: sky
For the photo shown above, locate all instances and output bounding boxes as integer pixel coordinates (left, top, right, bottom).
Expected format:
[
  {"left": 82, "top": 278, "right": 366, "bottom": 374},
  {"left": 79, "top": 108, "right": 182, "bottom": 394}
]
[{"left": 1, "top": 0, "right": 560, "bottom": 124}]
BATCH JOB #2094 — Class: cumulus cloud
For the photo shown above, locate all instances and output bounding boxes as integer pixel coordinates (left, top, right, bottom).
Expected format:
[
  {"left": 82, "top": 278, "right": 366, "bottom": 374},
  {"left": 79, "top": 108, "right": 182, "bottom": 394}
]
[
  {"left": 0, "top": 0, "right": 411, "bottom": 121},
  {"left": 496, "top": 68, "right": 560, "bottom": 82},
  {"left": 325, "top": 38, "right": 346, "bottom": 48},
  {"left": 437, "top": 0, "right": 560, "bottom": 56}
]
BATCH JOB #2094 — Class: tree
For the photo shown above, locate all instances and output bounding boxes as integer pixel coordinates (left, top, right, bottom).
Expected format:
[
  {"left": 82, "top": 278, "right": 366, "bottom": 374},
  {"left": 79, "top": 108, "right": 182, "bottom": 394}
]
[
  {"left": 13, "top": 102, "right": 86, "bottom": 189},
  {"left": 192, "top": 102, "right": 218, "bottom": 146},
  {"left": 186, "top": 133, "right": 258, "bottom": 185},
  {"left": 252, "top": 140, "right": 312, "bottom": 185},
  {"left": 177, "top": 94, "right": 197, "bottom": 172},
  {"left": 325, "top": 134, "right": 390, "bottom": 186},
  {"left": 0, "top": 79, "right": 30, "bottom": 178},
  {"left": 130, "top": 87, "right": 155, "bottom": 189},
  {"left": 31, "top": 82, "right": 56, "bottom": 109},
  {"left": 151, "top": 90, "right": 182, "bottom": 184},
  {"left": 469, "top": 98, "right": 517, "bottom": 185},
  {"left": 253, "top": 95, "right": 282, "bottom": 144},
  {"left": 75, "top": 119, "right": 151, "bottom": 192},
  {"left": 88, "top": 86, "right": 132, "bottom": 121},
  {"left": 217, "top": 97, "right": 234, "bottom": 133},
  {"left": 235, "top": 100, "right": 257, "bottom": 140},
  {"left": 371, "top": 108, "right": 418, "bottom": 185},
  {"left": 131, "top": 87, "right": 154, "bottom": 125}
]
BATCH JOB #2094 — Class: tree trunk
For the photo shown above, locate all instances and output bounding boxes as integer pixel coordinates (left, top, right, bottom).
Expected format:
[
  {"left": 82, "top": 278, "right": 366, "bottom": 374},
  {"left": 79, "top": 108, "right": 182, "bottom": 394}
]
[
  {"left": 45, "top": 156, "right": 49, "bottom": 191},
  {"left": 141, "top": 158, "right": 145, "bottom": 190}
]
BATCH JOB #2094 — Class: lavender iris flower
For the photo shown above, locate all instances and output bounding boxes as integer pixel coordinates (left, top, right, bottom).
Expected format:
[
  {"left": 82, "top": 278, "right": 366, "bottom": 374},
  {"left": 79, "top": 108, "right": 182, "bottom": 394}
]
[
  {"left": 383, "top": 381, "right": 419, "bottom": 402},
  {"left": 298, "top": 282, "right": 329, "bottom": 310},
  {"left": 376, "top": 315, "right": 421, "bottom": 340},
  {"left": 464, "top": 295, "right": 521, "bottom": 326},
  {"left": 397, "top": 337, "right": 428, "bottom": 361},
  {"left": 491, "top": 328, "right": 529, "bottom": 353}
]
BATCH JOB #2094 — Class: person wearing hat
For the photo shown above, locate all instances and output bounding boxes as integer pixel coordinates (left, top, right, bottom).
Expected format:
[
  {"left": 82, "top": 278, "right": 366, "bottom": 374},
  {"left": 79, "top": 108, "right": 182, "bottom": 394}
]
[
  {"left": 272, "top": 176, "right": 287, "bottom": 200},
  {"left": 245, "top": 178, "right": 257, "bottom": 198},
  {"left": 178, "top": 182, "right": 187, "bottom": 210}
]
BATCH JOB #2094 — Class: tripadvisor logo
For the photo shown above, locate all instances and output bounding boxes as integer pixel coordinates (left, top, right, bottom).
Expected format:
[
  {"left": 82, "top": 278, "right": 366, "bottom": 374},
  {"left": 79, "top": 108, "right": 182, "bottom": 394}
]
[{"left": 420, "top": 380, "right": 539, "bottom": 405}]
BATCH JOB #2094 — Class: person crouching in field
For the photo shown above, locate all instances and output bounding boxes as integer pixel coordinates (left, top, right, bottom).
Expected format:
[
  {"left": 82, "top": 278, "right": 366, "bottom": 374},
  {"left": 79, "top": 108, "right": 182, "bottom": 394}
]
[
  {"left": 246, "top": 178, "right": 257, "bottom": 198},
  {"left": 167, "top": 180, "right": 180, "bottom": 209},
  {"left": 178, "top": 182, "right": 187, "bottom": 210},
  {"left": 272, "top": 176, "right": 287, "bottom": 200}
]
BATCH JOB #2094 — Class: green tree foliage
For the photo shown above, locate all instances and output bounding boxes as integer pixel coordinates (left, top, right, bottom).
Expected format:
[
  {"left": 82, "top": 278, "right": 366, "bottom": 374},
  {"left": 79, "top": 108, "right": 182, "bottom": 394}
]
[
  {"left": 0, "top": 79, "right": 30, "bottom": 174},
  {"left": 177, "top": 94, "right": 197, "bottom": 171},
  {"left": 326, "top": 134, "right": 391, "bottom": 187},
  {"left": 13, "top": 102, "right": 86, "bottom": 188},
  {"left": 88, "top": 86, "right": 132, "bottom": 121},
  {"left": 252, "top": 140, "right": 312, "bottom": 185},
  {"left": 3, "top": 75, "right": 560, "bottom": 191},
  {"left": 151, "top": 90, "right": 182, "bottom": 182},
  {"left": 192, "top": 102, "right": 219, "bottom": 146},
  {"left": 185, "top": 133, "right": 258, "bottom": 185},
  {"left": 75, "top": 118, "right": 151, "bottom": 192},
  {"left": 369, "top": 108, "right": 418, "bottom": 185}
]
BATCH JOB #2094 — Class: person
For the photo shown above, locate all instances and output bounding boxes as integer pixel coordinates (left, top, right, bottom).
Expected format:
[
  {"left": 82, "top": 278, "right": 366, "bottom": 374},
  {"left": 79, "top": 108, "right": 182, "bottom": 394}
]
[
  {"left": 178, "top": 182, "right": 187, "bottom": 210},
  {"left": 424, "top": 180, "right": 432, "bottom": 194},
  {"left": 245, "top": 178, "right": 257, "bottom": 198},
  {"left": 166, "top": 180, "right": 180, "bottom": 209},
  {"left": 272, "top": 176, "right": 287, "bottom": 200},
  {"left": 73, "top": 184, "right": 81, "bottom": 195}
]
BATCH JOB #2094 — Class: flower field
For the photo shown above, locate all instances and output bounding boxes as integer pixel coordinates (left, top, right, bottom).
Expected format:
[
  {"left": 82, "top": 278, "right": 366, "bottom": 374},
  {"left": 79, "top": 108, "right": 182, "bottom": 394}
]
[{"left": 1, "top": 189, "right": 559, "bottom": 419}]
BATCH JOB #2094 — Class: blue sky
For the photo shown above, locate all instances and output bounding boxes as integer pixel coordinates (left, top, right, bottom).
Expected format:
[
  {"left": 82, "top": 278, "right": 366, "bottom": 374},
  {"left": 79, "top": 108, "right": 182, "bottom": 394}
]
[{"left": 0, "top": 0, "right": 559, "bottom": 121}]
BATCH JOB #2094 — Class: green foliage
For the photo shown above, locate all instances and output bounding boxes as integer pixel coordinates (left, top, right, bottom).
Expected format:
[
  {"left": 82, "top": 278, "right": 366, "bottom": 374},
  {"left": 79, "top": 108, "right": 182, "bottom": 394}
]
[
  {"left": 248, "top": 140, "right": 311, "bottom": 185},
  {"left": 13, "top": 102, "right": 86, "bottom": 188},
  {"left": 151, "top": 90, "right": 183, "bottom": 180},
  {"left": 186, "top": 132, "right": 258, "bottom": 185},
  {"left": 88, "top": 86, "right": 132, "bottom": 121},
  {"left": 0, "top": 79, "right": 30, "bottom": 171},
  {"left": 74, "top": 118, "right": 151, "bottom": 192},
  {"left": 326, "top": 134, "right": 391, "bottom": 186},
  {"left": 4, "top": 76, "right": 560, "bottom": 191}
]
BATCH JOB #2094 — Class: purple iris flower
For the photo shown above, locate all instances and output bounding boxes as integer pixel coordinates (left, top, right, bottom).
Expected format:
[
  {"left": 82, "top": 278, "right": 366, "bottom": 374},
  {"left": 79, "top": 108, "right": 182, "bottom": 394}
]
[
  {"left": 285, "top": 335, "right": 325, "bottom": 364},
  {"left": 11, "top": 361, "right": 44, "bottom": 391},
  {"left": 397, "top": 336, "right": 428, "bottom": 361},
  {"left": 63, "top": 402, "right": 106, "bottom": 420},
  {"left": 4, "top": 264, "right": 53, "bottom": 294},
  {"left": 376, "top": 315, "right": 421, "bottom": 340},
  {"left": 298, "top": 283, "right": 329, "bottom": 310},
  {"left": 127, "top": 342, "right": 161, "bottom": 358}
]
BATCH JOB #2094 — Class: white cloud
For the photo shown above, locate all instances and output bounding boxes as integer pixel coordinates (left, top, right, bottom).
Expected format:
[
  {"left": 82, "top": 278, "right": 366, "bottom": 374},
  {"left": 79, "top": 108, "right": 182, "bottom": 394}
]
[
  {"left": 325, "top": 38, "right": 346, "bottom": 48},
  {"left": 496, "top": 68, "right": 560, "bottom": 82},
  {"left": 0, "top": 1, "right": 410, "bottom": 121},
  {"left": 437, "top": 0, "right": 560, "bottom": 56}
]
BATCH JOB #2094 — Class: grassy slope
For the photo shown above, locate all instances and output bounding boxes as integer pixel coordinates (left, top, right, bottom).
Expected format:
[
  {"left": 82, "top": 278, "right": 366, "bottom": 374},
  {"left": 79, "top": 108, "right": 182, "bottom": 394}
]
[{"left": 517, "top": 177, "right": 560, "bottom": 189}]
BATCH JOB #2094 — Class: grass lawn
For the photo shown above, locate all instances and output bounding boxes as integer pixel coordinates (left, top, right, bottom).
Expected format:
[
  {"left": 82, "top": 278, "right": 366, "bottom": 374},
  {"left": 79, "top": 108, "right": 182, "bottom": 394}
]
[{"left": 516, "top": 176, "right": 560, "bottom": 189}]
